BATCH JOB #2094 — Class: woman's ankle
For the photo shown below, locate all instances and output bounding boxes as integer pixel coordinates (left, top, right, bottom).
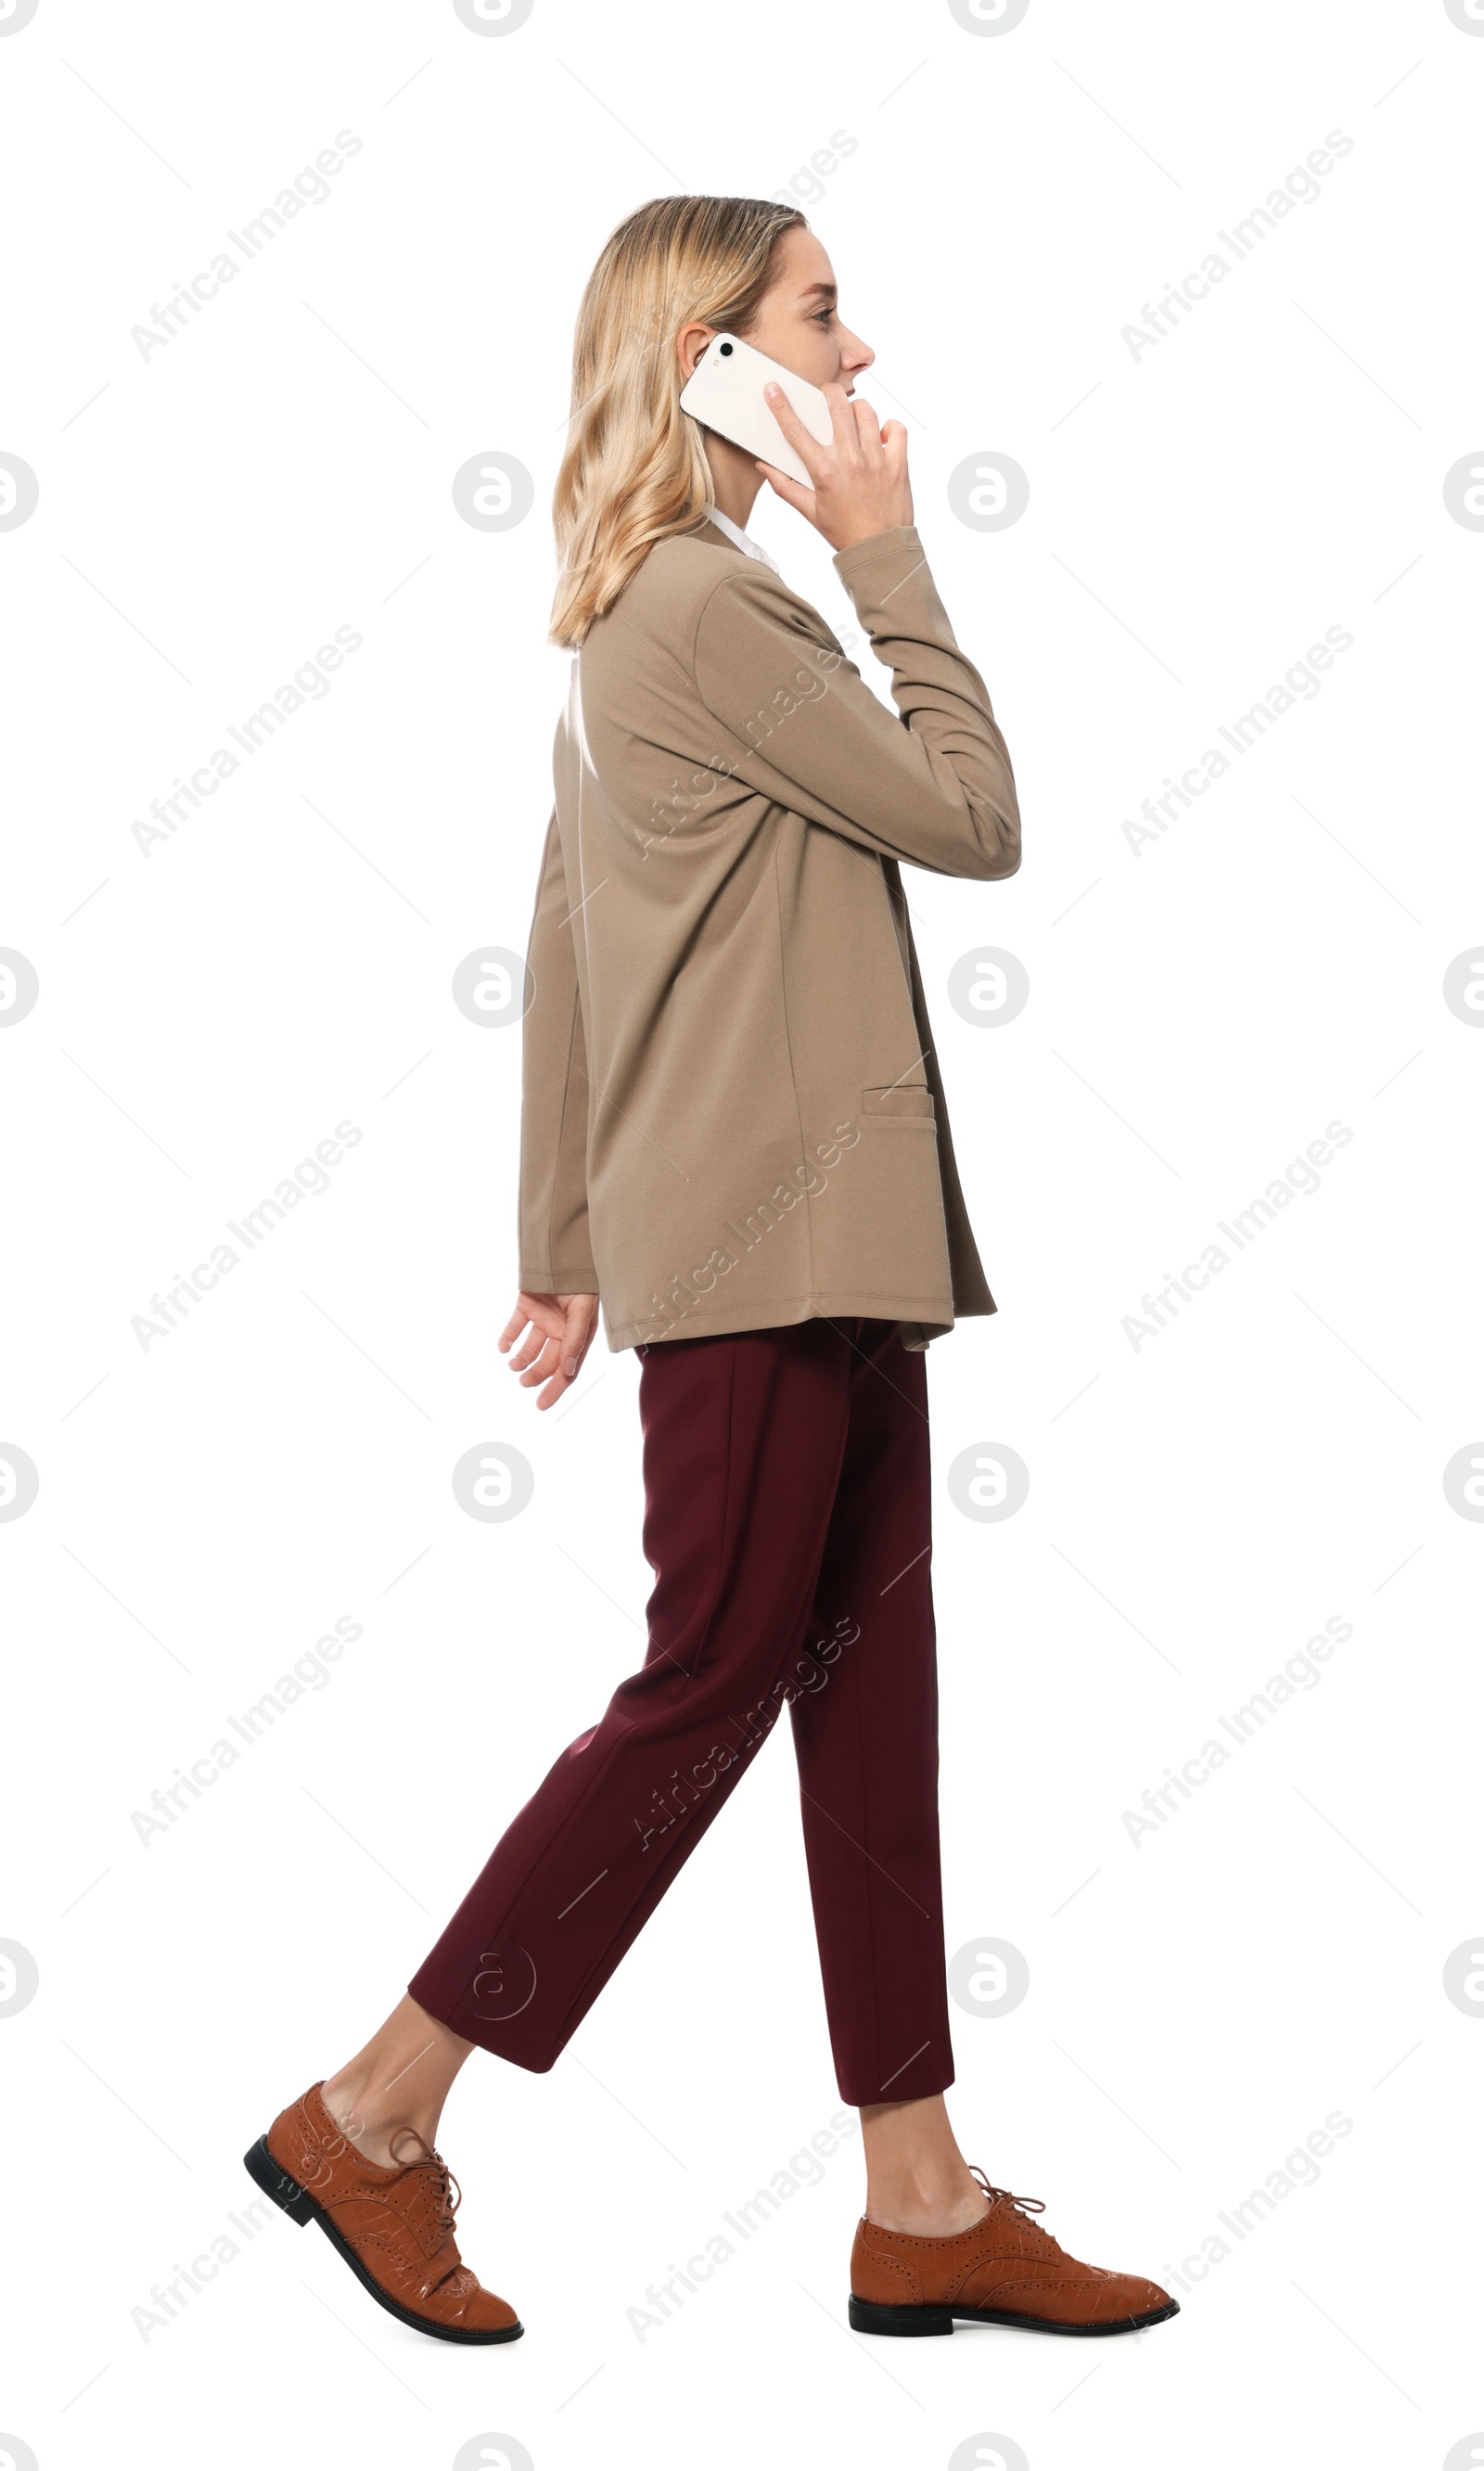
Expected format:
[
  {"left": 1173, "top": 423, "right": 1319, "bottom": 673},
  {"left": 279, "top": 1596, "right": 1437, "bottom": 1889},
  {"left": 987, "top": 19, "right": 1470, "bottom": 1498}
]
[
  {"left": 317, "top": 1997, "right": 471, "bottom": 2167},
  {"left": 321, "top": 2068, "right": 440, "bottom": 2169},
  {"left": 864, "top": 2153, "right": 989, "bottom": 2237}
]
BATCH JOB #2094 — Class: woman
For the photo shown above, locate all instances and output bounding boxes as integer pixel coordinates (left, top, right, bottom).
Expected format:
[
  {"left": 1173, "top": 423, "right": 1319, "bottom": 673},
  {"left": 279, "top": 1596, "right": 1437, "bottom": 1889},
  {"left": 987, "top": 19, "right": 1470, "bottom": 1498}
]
[{"left": 245, "top": 196, "right": 1177, "bottom": 2349}]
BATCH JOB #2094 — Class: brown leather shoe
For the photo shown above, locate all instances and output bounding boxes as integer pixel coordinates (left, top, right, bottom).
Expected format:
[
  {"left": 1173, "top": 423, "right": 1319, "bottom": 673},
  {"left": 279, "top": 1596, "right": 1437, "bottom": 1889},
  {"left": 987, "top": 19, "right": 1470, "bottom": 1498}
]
[
  {"left": 244, "top": 2081, "right": 522, "bottom": 2346},
  {"left": 849, "top": 2169, "right": 1178, "bottom": 2337}
]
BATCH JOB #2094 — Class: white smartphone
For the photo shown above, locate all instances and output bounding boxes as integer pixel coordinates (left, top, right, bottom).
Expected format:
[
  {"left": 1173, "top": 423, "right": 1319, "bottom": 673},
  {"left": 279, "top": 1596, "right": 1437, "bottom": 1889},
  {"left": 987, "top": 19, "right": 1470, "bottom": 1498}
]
[{"left": 679, "top": 332, "right": 835, "bottom": 488}]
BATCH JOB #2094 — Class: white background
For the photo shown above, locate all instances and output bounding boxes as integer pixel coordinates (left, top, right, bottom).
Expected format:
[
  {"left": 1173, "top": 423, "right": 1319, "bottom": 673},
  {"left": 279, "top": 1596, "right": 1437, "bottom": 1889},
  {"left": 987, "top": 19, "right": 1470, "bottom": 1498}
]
[{"left": 2, "top": 1, "right": 1481, "bottom": 2465}]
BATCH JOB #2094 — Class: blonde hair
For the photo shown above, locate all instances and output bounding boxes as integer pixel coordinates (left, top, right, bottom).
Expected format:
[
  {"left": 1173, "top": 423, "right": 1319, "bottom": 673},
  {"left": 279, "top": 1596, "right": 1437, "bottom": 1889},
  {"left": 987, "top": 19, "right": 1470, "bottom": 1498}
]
[{"left": 550, "top": 195, "right": 807, "bottom": 648}]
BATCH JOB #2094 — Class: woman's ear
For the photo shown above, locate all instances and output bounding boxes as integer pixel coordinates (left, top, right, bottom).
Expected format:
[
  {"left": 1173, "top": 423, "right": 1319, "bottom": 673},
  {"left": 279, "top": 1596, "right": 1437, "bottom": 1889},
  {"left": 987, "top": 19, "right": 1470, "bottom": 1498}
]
[{"left": 675, "top": 321, "right": 715, "bottom": 381}]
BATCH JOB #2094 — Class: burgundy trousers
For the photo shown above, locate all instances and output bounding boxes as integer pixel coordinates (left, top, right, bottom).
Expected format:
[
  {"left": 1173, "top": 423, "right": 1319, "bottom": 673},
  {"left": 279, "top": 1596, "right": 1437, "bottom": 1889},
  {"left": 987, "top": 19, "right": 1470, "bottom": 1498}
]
[{"left": 407, "top": 1315, "right": 955, "bottom": 2106}]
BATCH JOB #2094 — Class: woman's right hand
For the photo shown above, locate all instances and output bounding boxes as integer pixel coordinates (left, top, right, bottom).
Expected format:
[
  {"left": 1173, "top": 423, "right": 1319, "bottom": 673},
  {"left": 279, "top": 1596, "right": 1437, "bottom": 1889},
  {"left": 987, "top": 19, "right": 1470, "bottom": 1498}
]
[
  {"left": 499, "top": 1291, "right": 599, "bottom": 1411},
  {"left": 754, "top": 378, "right": 914, "bottom": 554}
]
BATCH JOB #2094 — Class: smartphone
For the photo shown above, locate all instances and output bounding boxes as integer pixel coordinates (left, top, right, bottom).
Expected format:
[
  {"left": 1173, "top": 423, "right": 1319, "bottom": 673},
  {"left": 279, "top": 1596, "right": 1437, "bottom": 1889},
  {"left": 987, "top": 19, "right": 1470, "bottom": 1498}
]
[{"left": 679, "top": 332, "right": 834, "bottom": 488}]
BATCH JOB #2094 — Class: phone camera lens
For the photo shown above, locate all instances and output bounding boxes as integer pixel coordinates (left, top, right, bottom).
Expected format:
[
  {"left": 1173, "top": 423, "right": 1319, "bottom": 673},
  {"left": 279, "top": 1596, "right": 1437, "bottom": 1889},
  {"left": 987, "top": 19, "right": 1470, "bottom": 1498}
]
[{"left": 719, "top": 340, "right": 733, "bottom": 356}]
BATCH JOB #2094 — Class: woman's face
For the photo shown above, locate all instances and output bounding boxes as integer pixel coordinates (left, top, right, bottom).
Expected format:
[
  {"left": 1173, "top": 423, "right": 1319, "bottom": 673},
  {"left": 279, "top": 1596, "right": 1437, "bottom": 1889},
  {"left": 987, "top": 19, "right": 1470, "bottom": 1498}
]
[{"left": 738, "top": 226, "right": 873, "bottom": 392}]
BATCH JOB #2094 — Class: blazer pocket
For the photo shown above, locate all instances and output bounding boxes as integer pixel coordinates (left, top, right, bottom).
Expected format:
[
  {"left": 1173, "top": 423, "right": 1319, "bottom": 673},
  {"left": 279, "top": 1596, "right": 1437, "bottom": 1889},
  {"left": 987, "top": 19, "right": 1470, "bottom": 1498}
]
[{"left": 861, "top": 1083, "right": 936, "bottom": 1122}]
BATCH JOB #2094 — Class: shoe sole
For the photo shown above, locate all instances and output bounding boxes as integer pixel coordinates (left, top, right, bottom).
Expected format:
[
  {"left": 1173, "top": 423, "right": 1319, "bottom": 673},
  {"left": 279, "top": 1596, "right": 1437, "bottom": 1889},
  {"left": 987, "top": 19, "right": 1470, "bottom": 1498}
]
[
  {"left": 848, "top": 2293, "right": 1181, "bottom": 2338},
  {"left": 243, "top": 2134, "right": 524, "bottom": 2346}
]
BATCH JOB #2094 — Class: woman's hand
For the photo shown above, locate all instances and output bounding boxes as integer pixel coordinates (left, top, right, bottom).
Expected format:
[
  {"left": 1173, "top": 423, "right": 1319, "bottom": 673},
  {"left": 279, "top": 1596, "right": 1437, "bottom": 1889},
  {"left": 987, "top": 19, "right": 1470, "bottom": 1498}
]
[
  {"left": 754, "top": 378, "right": 914, "bottom": 553},
  {"left": 499, "top": 1291, "right": 599, "bottom": 1411}
]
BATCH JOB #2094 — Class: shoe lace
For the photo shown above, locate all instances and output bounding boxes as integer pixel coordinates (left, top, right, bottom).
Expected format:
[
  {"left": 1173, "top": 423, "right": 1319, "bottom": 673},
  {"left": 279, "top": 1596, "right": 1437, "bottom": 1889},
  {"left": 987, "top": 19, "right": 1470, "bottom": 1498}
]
[
  {"left": 968, "top": 2167, "right": 1058, "bottom": 2245},
  {"left": 386, "top": 2125, "right": 462, "bottom": 2240}
]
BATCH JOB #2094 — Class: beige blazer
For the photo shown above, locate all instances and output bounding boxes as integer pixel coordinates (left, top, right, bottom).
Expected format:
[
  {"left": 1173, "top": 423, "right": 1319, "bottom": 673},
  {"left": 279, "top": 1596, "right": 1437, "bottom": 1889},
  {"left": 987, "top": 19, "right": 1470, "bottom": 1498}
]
[{"left": 518, "top": 518, "right": 1021, "bottom": 1353}]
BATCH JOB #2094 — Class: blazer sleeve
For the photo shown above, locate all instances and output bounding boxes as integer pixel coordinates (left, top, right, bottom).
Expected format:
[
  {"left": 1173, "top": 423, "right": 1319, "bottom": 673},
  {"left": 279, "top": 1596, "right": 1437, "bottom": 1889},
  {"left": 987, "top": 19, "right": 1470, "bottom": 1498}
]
[
  {"left": 517, "top": 806, "right": 599, "bottom": 1295},
  {"left": 690, "top": 523, "right": 1021, "bottom": 880}
]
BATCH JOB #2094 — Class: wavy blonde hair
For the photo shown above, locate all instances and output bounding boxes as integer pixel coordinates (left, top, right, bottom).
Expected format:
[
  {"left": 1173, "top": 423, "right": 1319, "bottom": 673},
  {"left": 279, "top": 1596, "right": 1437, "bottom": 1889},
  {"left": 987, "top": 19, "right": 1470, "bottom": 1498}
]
[{"left": 550, "top": 195, "right": 807, "bottom": 648}]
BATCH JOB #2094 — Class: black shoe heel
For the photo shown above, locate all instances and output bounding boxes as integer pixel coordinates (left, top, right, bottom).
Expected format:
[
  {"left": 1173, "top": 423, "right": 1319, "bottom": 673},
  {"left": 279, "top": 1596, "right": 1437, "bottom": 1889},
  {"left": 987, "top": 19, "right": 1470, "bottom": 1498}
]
[
  {"left": 849, "top": 2295, "right": 956, "bottom": 2337},
  {"left": 243, "top": 2134, "right": 318, "bottom": 2227}
]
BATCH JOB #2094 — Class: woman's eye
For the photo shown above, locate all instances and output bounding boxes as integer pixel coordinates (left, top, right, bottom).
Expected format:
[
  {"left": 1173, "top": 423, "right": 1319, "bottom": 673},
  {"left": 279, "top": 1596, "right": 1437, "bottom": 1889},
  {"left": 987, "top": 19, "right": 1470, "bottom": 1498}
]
[{"left": 813, "top": 307, "right": 834, "bottom": 326}]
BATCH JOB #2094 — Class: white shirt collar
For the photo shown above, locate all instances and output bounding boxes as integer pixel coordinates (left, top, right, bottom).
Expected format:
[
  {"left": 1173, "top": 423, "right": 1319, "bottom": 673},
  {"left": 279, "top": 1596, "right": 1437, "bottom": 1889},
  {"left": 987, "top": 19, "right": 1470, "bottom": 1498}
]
[{"left": 704, "top": 504, "right": 783, "bottom": 576}]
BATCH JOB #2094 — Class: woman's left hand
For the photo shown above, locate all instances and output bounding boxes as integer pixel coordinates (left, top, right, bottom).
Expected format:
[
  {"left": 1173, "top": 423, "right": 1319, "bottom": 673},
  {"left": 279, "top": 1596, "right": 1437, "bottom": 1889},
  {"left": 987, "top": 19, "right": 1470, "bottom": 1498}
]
[
  {"left": 500, "top": 1291, "right": 600, "bottom": 1410},
  {"left": 755, "top": 378, "right": 914, "bottom": 552}
]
